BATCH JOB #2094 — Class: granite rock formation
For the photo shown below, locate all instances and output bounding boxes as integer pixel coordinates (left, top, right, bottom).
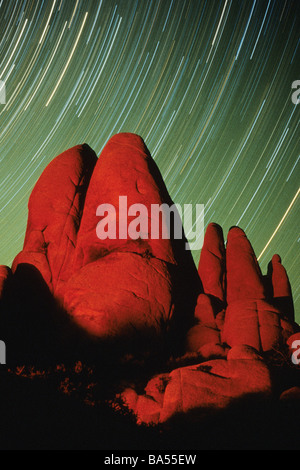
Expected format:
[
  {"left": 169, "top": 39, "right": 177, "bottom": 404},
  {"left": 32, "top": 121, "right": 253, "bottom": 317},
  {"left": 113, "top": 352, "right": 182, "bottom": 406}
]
[
  {"left": 120, "top": 222, "right": 298, "bottom": 424},
  {"left": 0, "top": 133, "right": 299, "bottom": 430}
]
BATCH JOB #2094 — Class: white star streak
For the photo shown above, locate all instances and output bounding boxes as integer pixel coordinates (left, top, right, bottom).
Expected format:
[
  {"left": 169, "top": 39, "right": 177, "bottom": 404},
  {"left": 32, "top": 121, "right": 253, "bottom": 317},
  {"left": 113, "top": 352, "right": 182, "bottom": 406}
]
[
  {"left": 258, "top": 188, "right": 300, "bottom": 260},
  {"left": 45, "top": 11, "right": 88, "bottom": 107}
]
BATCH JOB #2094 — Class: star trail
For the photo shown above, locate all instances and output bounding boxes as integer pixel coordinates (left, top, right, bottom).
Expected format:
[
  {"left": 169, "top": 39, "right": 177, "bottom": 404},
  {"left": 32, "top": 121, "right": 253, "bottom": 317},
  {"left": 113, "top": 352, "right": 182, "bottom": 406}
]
[{"left": 0, "top": 0, "right": 299, "bottom": 319}]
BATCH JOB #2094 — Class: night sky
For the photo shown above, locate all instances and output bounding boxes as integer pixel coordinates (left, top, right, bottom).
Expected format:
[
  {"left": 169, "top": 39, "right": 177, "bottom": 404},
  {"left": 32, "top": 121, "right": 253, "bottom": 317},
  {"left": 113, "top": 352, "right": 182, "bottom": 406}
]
[{"left": 0, "top": 0, "right": 299, "bottom": 320}]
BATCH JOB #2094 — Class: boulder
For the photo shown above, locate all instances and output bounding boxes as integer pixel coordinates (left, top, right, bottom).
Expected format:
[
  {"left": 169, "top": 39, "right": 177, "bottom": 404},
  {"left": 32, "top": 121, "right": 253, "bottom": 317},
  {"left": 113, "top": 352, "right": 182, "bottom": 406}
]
[
  {"left": 222, "top": 227, "right": 295, "bottom": 352},
  {"left": 121, "top": 345, "right": 273, "bottom": 424},
  {"left": 271, "top": 254, "right": 295, "bottom": 322},
  {"left": 198, "top": 222, "right": 225, "bottom": 303},
  {"left": 11, "top": 144, "right": 98, "bottom": 297},
  {"left": 226, "top": 226, "right": 265, "bottom": 303},
  {"left": 62, "top": 133, "right": 200, "bottom": 345}
]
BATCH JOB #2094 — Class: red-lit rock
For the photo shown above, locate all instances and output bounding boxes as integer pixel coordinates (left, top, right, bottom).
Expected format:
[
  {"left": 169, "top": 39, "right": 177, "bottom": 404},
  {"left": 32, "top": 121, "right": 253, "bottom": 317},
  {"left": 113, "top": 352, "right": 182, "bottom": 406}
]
[
  {"left": 63, "top": 252, "right": 174, "bottom": 340},
  {"left": 280, "top": 387, "right": 300, "bottom": 401},
  {"left": 118, "top": 222, "right": 298, "bottom": 425},
  {"left": 12, "top": 144, "right": 97, "bottom": 297},
  {"left": 185, "top": 293, "right": 222, "bottom": 352},
  {"left": 222, "top": 298, "right": 295, "bottom": 352},
  {"left": 271, "top": 254, "right": 295, "bottom": 322},
  {"left": 226, "top": 226, "right": 265, "bottom": 303},
  {"left": 62, "top": 133, "right": 199, "bottom": 342},
  {"left": 198, "top": 222, "right": 225, "bottom": 303},
  {"left": 73, "top": 133, "right": 182, "bottom": 269},
  {"left": 222, "top": 227, "right": 295, "bottom": 352},
  {"left": 0, "top": 265, "right": 11, "bottom": 297},
  {"left": 185, "top": 223, "right": 225, "bottom": 354},
  {"left": 271, "top": 254, "right": 292, "bottom": 299},
  {"left": 1, "top": 133, "right": 299, "bottom": 430},
  {"left": 121, "top": 345, "right": 273, "bottom": 424}
]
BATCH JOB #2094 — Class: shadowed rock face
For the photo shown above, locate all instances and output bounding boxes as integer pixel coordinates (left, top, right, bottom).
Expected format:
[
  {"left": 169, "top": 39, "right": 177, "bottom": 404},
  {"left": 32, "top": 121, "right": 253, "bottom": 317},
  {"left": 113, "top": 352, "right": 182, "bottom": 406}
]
[{"left": 0, "top": 132, "right": 299, "bottom": 429}]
